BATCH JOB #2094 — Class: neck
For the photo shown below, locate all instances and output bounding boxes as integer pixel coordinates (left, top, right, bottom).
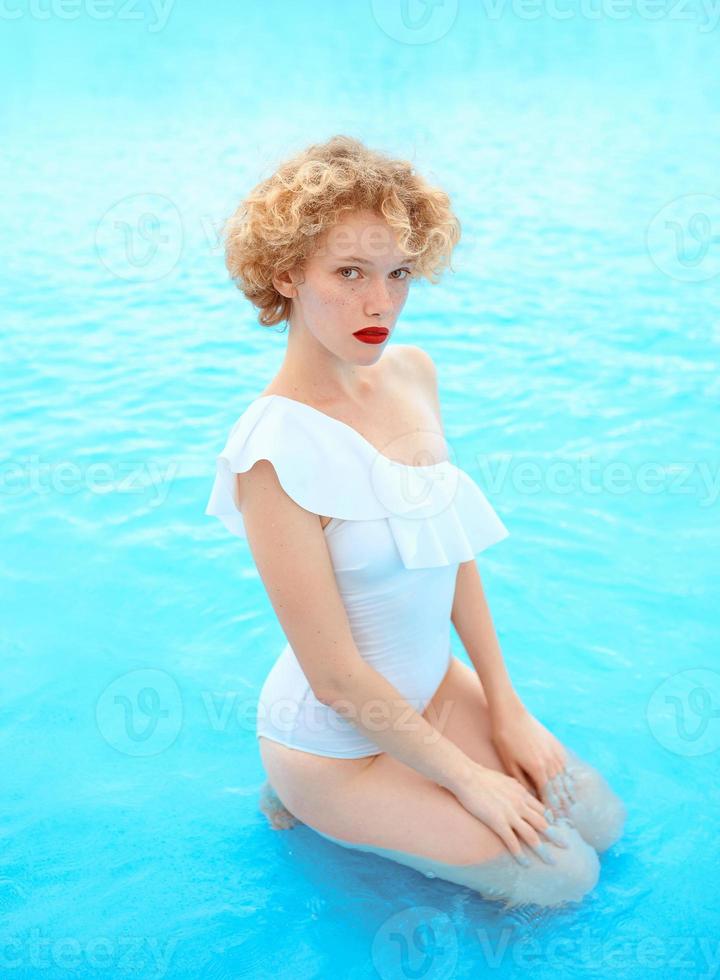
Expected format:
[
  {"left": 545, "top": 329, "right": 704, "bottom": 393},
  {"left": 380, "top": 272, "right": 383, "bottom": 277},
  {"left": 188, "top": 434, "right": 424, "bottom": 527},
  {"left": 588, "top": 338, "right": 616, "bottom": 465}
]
[{"left": 277, "top": 319, "right": 382, "bottom": 405}]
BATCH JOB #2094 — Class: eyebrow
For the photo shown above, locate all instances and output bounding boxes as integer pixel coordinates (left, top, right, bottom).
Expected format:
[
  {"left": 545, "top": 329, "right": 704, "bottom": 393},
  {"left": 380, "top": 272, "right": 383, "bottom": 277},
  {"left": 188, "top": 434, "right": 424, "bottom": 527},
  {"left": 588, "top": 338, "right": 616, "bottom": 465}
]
[{"left": 337, "top": 256, "right": 416, "bottom": 266}]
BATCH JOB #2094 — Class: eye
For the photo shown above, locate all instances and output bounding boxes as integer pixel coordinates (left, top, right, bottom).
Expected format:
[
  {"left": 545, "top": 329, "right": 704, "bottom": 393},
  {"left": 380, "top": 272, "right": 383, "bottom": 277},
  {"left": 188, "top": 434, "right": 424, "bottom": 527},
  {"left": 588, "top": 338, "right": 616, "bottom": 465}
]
[{"left": 338, "top": 266, "right": 413, "bottom": 281}]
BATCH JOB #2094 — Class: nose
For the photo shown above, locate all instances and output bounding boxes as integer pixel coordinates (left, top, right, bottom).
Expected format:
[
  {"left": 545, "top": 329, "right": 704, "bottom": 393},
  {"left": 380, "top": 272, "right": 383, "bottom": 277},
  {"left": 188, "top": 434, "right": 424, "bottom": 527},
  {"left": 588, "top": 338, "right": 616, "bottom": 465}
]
[{"left": 363, "top": 276, "right": 394, "bottom": 318}]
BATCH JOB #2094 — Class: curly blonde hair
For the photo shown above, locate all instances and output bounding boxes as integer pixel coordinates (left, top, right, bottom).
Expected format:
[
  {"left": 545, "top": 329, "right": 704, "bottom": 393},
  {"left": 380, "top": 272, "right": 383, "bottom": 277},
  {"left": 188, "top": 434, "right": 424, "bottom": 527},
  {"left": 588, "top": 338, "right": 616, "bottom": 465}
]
[{"left": 222, "top": 134, "right": 462, "bottom": 328}]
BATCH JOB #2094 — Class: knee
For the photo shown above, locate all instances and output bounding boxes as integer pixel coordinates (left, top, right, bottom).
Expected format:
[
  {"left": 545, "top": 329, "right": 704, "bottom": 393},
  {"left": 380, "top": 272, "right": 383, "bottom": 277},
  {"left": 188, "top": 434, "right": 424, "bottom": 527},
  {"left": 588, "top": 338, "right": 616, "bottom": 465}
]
[
  {"left": 452, "top": 821, "right": 600, "bottom": 909},
  {"left": 564, "top": 751, "right": 627, "bottom": 853},
  {"left": 507, "top": 822, "right": 601, "bottom": 909},
  {"left": 577, "top": 789, "right": 626, "bottom": 854}
]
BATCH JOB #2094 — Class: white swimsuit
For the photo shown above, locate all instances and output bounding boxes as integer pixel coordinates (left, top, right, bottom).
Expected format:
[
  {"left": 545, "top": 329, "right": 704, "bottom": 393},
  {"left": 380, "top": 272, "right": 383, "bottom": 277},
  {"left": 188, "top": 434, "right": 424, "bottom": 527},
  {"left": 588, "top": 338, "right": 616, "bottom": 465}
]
[{"left": 205, "top": 394, "right": 510, "bottom": 759}]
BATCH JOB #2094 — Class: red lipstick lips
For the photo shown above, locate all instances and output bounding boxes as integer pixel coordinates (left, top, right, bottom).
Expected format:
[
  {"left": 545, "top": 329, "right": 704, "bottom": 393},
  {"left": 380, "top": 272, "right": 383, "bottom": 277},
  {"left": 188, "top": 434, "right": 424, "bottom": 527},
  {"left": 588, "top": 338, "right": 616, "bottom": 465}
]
[{"left": 353, "top": 327, "right": 389, "bottom": 345}]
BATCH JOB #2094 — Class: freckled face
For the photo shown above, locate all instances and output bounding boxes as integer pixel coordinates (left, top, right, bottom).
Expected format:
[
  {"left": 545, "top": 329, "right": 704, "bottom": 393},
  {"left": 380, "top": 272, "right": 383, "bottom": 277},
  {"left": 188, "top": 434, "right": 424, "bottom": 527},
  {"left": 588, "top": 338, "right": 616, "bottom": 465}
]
[{"left": 290, "top": 209, "right": 415, "bottom": 362}]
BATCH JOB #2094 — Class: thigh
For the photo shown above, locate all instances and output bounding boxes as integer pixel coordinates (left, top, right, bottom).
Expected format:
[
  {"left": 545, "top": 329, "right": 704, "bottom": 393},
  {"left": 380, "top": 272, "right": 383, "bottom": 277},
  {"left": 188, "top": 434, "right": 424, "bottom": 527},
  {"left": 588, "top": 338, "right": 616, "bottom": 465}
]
[
  {"left": 423, "top": 657, "right": 626, "bottom": 853},
  {"left": 259, "top": 657, "right": 514, "bottom": 863},
  {"left": 272, "top": 658, "right": 510, "bottom": 863},
  {"left": 260, "top": 659, "right": 606, "bottom": 907},
  {"left": 292, "top": 657, "right": 601, "bottom": 906},
  {"left": 305, "top": 658, "right": 509, "bottom": 859},
  {"left": 291, "top": 738, "right": 511, "bottom": 865},
  {"left": 420, "top": 655, "right": 507, "bottom": 772},
  {"left": 258, "top": 735, "right": 373, "bottom": 820}
]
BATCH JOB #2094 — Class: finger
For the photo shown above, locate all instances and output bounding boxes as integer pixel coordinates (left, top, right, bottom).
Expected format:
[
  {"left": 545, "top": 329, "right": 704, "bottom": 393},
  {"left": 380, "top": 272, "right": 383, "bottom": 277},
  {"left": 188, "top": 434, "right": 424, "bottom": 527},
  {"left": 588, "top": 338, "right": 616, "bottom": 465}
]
[
  {"left": 511, "top": 767, "right": 535, "bottom": 795},
  {"left": 531, "top": 763, "right": 552, "bottom": 799},
  {"left": 548, "top": 760, "right": 563, "bottom": 783},
  {"left": 511, "top": 816, "right": 540, "bottom": 851},
  {"left": 550, "top": 772, "right": 571, "bottom": 814},
  {"left": 561, "top": 768, "right": 577, "bottom": 804},
  {"left": 523, "top": 803, "right": 570, "bottom": 849},
  {"left": 551, "top": 780, "right": 573, "bottom": 820},
  {"left": 525, "top": 771, "right": 546, "bottom": 803},
  {"left": 543, "top": 824, "right": 570, "bottom": 849},
  {"left": 557, "top": 772, "right": 574, "bottom": 812},
  {"left": 526, "top": 774, "right": 544, "bottom": 802},
  {"left": 514, "top": 819, "right": 557, "bottom": 866},
  {"left": 530, "top": 767, "right": 551, "bottom": 801},
  {"left": 500, "top": 828, "right": 531, "bottom": 868},
  {"left": 546, "top": 773, "right": 563, "bottom": 810},
  {"left": 524, "top": 792, "right": 546, "bottom": 815},
  {"left": 531, "top": 841, "right": 557, "bottom": 865},
  {"left": 544, "top": 779, "right": 562, "bottom": 812}
]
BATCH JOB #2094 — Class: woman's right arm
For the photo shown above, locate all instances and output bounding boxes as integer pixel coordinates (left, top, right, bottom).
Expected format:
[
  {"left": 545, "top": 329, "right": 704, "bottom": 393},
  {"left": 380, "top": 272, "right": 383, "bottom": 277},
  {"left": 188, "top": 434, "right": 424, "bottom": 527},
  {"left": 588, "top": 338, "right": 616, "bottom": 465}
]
[{"left": 236, "top": 459, "right": 558, "bottom": 864}]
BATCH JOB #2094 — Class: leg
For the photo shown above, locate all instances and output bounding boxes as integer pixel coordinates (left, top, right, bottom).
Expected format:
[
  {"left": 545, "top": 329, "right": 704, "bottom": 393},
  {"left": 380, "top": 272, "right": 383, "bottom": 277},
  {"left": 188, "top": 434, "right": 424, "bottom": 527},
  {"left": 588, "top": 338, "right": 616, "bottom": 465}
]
[
  {"left": 256, "top": 658, "right": 616, "bottom": 907},
  {"left": 314, "top": 818, "right": 599, "bottom": 910},
  {"left": 558, "top": 747, "right": 627, "bottom": 853},
  {"left": 259, "top": 778, "right": 300, "bottom": 830},
  {"left": 260, "top": 684, "right": 600, "bottom": 908},
  {"left": 423, "top": 657, "right": 626, "bottom": 853},
  {"left": 305, "top": 748, "right": 599, "bottom": 909},
  {"left": 257, "top": 734, "right": 374, "bottom": 832}
]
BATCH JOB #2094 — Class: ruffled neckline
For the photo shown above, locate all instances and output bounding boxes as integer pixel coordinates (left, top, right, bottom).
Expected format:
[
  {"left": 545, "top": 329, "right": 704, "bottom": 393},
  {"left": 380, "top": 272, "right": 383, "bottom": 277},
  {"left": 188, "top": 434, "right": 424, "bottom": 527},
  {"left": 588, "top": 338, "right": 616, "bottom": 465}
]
[
  {"left": 205, "top": 392, "right": 510, "bottom": 569},
  {"left": 252, "top": 394, "right": 452, "bottom": 472}
]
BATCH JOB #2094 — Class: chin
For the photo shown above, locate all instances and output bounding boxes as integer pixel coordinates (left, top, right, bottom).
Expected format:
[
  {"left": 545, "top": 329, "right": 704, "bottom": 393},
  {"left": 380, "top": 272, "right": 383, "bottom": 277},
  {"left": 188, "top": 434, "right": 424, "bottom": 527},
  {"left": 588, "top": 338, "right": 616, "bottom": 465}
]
[
  {"left": 357, "top": 348, "right": 385, "bottom": 365},
  {"left": 355, "top": 341, "right": 388, "bottom": 358}
]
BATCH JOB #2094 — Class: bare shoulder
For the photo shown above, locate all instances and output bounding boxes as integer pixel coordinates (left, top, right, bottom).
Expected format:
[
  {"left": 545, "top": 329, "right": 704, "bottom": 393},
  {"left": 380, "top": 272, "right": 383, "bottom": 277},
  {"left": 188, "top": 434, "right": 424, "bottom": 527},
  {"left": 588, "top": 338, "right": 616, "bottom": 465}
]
[
  {"left": 388, "top": 344, "right": 442, "bottom": 425},
  {"left": 389, "top": 343, "right": 438, "bottom": 384}
]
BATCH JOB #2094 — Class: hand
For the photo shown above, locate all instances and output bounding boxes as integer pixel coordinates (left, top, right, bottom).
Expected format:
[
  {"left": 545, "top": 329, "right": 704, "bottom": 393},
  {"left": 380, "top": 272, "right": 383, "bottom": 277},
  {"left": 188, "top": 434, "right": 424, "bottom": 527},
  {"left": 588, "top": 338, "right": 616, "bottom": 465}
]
[
  {"left": 451, "top": 761, "right": 570, "bottom": 867},
  {"left": 489, "top": 699, "right": 576, "bottom": 816}
]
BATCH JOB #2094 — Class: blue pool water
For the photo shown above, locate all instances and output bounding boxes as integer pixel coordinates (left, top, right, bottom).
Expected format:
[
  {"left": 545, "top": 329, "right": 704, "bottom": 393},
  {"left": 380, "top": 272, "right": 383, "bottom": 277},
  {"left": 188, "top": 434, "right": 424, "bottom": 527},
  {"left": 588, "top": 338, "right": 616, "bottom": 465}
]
[{"left": 2, "top": 2, "right": 719, "bottom": 977}]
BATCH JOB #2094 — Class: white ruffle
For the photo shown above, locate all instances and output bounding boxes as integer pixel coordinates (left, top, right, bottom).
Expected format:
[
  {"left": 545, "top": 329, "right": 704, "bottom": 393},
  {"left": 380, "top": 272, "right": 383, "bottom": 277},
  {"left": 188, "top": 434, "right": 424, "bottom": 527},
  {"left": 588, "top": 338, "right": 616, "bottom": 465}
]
[{"left": 205, "top": 395, "right": 509, "bottom": 569}]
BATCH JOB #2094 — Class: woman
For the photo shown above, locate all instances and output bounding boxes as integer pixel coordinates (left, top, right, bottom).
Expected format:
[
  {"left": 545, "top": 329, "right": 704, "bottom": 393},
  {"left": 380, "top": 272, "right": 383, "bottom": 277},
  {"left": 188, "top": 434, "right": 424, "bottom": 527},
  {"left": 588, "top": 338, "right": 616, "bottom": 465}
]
[{"left": 205, "top": 135, "right": 626, "bottom": 908}]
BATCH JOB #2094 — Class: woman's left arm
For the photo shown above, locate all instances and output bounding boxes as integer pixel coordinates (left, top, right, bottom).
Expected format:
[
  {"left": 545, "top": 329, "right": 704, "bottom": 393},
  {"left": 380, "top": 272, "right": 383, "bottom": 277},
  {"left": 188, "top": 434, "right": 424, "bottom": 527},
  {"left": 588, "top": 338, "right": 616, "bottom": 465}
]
[{"left": 451, "top": 559, "right": 575, "bottom": 810}]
